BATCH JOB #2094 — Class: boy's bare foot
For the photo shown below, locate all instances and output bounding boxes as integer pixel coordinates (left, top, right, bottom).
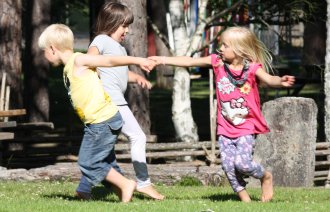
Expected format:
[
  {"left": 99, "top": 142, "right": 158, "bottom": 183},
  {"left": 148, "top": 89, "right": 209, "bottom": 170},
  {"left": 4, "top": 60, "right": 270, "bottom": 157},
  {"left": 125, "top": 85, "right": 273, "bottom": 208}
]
[
  {"left": 261, "top": 171, "right": 273, "bottom": 202},
  {"left": 137, "top": 185, "right": 165, "bottom": 200},
  {"left": 121, "top": 180, "right": 137, "bottom": 203},
  {"left": 237, "top": 189, "right": 251, "bottom": 203}
]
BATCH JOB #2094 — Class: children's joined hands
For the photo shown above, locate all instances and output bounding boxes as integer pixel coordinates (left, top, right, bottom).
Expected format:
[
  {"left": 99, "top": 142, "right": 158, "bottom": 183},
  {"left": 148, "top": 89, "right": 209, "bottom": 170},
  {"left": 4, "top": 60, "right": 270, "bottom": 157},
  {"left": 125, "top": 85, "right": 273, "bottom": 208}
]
[
  {"left": 148, "top": 56, "right": 163, "bottom": 66},
  {"left": 140, "top": 59, "right": 157, "bottom": 73}
]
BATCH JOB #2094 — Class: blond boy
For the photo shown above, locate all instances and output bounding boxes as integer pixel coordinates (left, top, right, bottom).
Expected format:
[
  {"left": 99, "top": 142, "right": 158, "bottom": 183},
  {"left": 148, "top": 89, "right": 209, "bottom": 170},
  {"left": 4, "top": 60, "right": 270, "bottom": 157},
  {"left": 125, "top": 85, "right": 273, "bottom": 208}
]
[{"left": 38, "top": 24, "right": 155, "bottom": 202}]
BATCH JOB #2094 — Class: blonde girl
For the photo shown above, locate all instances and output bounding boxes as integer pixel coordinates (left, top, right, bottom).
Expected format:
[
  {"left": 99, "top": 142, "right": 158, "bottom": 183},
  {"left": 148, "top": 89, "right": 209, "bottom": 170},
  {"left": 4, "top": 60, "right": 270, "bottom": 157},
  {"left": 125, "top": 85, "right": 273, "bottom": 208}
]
[{"left": 150, "top": 26, "right": 295, "bottom": 202}]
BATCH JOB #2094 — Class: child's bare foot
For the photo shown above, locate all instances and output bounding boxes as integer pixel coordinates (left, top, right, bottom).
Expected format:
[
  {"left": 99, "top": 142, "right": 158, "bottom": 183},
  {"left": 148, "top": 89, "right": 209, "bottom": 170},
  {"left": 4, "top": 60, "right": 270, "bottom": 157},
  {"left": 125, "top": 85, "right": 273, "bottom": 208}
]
[
  {"left": 261, "top": 171, "right": 273, "bottom": 202},
  {"left": 121, "top": 180, "right": 137, "bottom": 203},
  {"left": 237, "top": 189, "right": 251, "bottom": 202},
  {"left": 137, "top": 185, "right": 165, "bottom": 200}
]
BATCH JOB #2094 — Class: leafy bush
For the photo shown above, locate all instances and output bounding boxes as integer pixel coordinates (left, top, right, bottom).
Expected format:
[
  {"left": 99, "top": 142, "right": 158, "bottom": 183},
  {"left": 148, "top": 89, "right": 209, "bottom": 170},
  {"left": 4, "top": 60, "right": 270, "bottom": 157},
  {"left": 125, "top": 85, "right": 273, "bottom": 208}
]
[{"left": 174, "top": 176, "right": 203, "bottom": 186}]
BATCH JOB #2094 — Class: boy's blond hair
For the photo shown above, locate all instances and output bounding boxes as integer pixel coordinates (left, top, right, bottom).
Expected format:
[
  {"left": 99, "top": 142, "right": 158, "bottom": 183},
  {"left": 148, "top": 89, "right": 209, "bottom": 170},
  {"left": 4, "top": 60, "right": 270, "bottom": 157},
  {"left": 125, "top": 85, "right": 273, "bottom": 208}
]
[{"left": 38, "top": 24, "right": 74, "bottom": 51}]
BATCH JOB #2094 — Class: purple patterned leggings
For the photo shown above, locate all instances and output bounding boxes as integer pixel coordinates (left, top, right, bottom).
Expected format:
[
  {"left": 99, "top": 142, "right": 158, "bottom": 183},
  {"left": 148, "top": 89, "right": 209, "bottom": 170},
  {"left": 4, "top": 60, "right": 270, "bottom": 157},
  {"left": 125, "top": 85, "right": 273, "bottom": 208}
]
[{"left": 219, "top": 134, "right": 265, "bottom": 192}]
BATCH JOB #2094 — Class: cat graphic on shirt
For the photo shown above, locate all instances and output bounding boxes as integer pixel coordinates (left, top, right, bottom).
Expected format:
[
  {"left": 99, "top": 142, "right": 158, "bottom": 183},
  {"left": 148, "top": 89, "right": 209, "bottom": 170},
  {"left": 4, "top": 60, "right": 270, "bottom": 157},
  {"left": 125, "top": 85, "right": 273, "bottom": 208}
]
[{"left": 221, "top": 97, "right": 248, "bottom": 125}]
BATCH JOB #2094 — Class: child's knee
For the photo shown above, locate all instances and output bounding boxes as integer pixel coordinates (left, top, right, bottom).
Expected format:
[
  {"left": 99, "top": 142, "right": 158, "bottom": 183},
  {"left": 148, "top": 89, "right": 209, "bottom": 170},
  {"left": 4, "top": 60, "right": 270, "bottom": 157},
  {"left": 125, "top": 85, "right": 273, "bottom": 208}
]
[{"left": 130, "top": 132, "right": 146, "bottom": 145}]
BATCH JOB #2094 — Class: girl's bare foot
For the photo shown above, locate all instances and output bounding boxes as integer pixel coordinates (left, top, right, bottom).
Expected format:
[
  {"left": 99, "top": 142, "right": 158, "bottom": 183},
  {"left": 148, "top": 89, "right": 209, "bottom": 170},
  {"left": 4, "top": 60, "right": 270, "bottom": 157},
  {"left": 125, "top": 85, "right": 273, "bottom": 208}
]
[
  {"left": 121, "top": 180, "right": 137, "bottom": 203},
  {"left": 261, "top": 171, "right": 273, "bottom": 202},
  {"left": 237, "top": 189, "right": 251, "bottom": 202},
  {"left": 137, "top": 185, "right": 165, "bottom": 200}
]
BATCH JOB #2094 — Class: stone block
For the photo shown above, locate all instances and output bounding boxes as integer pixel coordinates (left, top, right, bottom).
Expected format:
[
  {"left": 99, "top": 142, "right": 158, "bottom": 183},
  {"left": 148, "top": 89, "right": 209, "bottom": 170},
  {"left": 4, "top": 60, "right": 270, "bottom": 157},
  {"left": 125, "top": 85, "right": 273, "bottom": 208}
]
[{"left": 252, "top": 97, "right": 317, "bottom": 187}]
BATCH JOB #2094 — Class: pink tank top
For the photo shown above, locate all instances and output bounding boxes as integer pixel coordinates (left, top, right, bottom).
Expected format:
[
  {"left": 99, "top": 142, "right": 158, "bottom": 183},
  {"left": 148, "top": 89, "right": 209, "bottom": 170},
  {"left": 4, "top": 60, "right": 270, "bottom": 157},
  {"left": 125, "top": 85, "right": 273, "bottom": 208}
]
[{"left": 211, "top": 54, "right": 269, "bottom": 138}]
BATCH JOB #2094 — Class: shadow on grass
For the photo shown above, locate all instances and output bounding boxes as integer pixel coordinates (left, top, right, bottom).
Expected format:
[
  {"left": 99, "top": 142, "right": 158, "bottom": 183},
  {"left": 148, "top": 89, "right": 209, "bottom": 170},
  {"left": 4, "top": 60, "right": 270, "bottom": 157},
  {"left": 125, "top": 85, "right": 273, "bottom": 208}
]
[
  {"left": 203, "top": 193, "right": 240, "bottom": 202},
  {"left": 202, "top": 193, "right": 261, "bottom": 202}
]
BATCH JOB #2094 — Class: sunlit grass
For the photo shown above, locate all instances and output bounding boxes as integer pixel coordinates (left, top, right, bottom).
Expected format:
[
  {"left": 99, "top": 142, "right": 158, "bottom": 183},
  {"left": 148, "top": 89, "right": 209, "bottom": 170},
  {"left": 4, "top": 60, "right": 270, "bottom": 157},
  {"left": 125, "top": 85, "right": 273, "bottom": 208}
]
[{"left": 0, "top": 182, "right": 330, "bottom": 212}]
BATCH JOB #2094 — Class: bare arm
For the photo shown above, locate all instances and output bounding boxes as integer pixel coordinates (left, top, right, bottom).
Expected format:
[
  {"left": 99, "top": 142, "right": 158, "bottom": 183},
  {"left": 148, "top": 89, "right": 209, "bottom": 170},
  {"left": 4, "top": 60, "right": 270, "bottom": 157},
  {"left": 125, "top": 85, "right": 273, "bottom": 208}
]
[
  {"left": 75, "top": 54, "right": 156, "bottom": 73},
  {"left": 256, "top": 68, "right": 295, "bottom": 88},
  {"left": 87, "top": 46, "right": 100, "bottom": 55},
  {"left": 148, "top": 55, "right": 212, "bottom": 68}
]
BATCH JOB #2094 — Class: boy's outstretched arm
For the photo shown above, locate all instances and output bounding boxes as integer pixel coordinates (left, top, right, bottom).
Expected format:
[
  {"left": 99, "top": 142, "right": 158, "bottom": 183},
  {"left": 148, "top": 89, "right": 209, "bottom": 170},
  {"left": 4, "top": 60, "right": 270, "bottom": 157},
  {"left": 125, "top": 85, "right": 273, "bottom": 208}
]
[
  {"left": 148, "top": 56, "right": 212, "bottom": 68},
  {"left": 256, "top": 68, "right": 295, "bottom": 88},
  {"left": 75, "top": 54, "right": 156, "bottom": 73},
  {"left": 87, "top": 46, "right": 156, "bottom": 72}
]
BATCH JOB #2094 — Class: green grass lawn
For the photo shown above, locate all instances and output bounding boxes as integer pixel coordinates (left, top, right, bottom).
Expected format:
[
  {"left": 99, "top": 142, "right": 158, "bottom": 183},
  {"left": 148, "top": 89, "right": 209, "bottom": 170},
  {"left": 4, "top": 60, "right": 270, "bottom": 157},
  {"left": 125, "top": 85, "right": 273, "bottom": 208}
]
[{"left": 0, "top": 182, "right": 330, "bottom": 212}]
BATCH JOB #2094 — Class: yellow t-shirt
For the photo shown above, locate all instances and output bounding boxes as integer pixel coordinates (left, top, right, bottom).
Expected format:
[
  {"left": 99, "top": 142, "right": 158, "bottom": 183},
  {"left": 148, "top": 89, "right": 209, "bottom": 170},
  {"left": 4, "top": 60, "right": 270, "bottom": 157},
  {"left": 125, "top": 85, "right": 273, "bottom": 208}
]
[{"left": 63, "top": 52, "right": 118, "bottom": 124}]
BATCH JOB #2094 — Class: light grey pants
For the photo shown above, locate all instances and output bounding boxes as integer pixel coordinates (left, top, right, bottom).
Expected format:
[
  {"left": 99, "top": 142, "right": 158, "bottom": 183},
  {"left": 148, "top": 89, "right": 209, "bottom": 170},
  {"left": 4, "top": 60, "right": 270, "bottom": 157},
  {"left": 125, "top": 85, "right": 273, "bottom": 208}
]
[{"left": 118, "top": 105, "right": 151, "bottom": 189}]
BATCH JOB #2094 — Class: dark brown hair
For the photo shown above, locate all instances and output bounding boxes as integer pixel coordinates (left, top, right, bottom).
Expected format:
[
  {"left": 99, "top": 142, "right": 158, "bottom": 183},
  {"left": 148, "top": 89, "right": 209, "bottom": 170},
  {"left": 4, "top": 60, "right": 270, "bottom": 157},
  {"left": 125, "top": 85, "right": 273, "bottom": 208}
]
[{"left": 94, "top": 2, "right": 134, "bottom": 36}]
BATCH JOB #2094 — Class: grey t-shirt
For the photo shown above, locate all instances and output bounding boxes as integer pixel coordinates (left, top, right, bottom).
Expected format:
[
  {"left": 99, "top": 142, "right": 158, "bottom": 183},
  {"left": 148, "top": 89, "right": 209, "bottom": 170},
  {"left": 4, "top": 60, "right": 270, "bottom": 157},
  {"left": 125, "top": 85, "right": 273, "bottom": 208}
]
[{"left": 90, "top": 34, "right": 128, "bottom": 105}]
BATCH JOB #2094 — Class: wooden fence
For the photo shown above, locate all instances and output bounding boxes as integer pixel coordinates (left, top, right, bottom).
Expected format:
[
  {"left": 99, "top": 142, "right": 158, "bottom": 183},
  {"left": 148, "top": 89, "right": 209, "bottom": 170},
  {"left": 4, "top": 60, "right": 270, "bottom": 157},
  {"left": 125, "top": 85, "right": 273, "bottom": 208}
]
[{"left": 0, "top": 132, "right": 329, "bottom": 186}]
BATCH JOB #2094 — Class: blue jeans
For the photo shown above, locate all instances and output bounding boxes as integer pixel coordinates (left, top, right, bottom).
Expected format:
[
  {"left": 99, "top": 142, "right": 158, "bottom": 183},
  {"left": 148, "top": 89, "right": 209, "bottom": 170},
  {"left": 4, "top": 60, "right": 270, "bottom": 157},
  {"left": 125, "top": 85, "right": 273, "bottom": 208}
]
[
  {"left": 78, "top": 112, "right": 123, "bottom": 186},
  {"left": 77, "top": 148, "right": 122, "bottom": 193}
]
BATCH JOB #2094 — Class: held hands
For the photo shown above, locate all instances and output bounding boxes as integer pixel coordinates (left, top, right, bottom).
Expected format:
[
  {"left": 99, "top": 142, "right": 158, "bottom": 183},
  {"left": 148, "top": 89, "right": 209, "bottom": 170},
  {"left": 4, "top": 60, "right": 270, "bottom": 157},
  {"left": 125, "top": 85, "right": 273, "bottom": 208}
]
[
  {"left": 148, "top": 56, "right": 165, "bottom": 66},
  {"left": 140, "top": 58, "right": 157, "bottom": 73},
  {"left": 281, "top": 75, "right": 295, "bottom": 87}
]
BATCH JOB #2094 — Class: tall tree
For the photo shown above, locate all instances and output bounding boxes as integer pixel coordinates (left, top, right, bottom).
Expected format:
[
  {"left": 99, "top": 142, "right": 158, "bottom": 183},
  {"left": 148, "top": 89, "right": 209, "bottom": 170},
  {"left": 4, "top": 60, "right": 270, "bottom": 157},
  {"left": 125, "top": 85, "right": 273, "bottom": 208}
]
[
  {"left": 302, "top": 1, "right": 326, "bottom": 66},
  {"left": 118, "top": 0, "right": 151, "bottom": 135},
  {"left": 148, "top": 0, "right": 174, "bottom": 89},
  {"left": 325, "top": 0, "right": 330, "bottom": 144},
  {"left": 0, "top": 0, "right": 23, "bottom": 109},
  {"left": 168, "top": 0, "right": 202, "bottom": 142},
  {"left": 23, "top": 0, "right": 51, "bottom": 122}
]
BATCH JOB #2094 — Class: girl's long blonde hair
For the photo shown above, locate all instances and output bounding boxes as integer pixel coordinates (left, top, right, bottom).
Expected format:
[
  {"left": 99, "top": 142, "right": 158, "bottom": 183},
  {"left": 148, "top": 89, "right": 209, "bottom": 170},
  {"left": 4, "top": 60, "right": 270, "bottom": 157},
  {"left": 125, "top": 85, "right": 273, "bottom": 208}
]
[{"left": 221, "top": 26, "right": 273, "bottom": 73}]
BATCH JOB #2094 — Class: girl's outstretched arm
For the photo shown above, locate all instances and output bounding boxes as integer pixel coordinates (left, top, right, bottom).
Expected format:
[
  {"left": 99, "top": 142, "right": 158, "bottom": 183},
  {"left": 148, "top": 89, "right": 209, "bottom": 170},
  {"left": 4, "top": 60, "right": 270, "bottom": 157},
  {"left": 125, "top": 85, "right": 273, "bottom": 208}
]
[
  {"left": 256, "top": 68, "right": 295, "bottom": 88},
  {"left": 149, "top": 55, "right": 212, "bottom": 68}
]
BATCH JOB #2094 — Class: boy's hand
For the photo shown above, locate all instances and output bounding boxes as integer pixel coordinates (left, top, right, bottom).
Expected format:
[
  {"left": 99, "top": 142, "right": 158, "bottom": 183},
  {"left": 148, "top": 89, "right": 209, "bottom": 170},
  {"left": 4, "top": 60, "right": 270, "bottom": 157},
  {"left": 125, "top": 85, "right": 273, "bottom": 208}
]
[
  {"left": 281, "top": 75, "right": 295, "bottom": 87},
  {"left": 140, "top": 59, "right": 157, "bottom": 72},
  {"left": 136, "top": 75, "right": 152, "bottom": 89},
  {"left": 148, "top": 56, "right": 164, "bottom": 65}
]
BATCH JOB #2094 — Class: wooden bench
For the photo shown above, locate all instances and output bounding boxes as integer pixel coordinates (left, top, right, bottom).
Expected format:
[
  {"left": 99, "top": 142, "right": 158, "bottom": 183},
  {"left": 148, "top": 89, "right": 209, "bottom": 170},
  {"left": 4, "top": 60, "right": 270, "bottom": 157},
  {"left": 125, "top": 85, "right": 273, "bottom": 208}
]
[{"left": 0, "top": 73, "right": 26, "bottom": 141}]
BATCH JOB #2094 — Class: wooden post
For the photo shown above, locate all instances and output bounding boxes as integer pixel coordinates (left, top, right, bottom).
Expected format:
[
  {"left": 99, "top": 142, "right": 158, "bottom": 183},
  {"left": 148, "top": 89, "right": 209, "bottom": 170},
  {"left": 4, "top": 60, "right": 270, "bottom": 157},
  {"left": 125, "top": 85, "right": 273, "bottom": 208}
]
[
  {"left": 4, "top": 86, "right": 10, "bottom": 122},
  {"left": 0, "top": 73, "right": 6, "bottom": 111},
  {"left": 209, "top": 68, "right": 217, "bottom": 166}
]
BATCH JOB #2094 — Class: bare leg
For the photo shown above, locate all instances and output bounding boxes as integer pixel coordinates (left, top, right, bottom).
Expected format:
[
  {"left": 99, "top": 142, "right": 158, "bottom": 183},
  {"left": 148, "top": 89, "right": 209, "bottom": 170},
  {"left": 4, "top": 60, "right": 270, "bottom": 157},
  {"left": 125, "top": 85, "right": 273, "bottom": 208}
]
[
  {"left": 137, "top": 185, "right": 165, "bottom": 200},
  {"left": 105, "top": 168, "right": 136, "bottom": 203},
  {"left": 260, "top": 171, "right": 273, "bottom": 202},
  {"left": 237, "top": 189, "right": 251, "bottom": 202}
]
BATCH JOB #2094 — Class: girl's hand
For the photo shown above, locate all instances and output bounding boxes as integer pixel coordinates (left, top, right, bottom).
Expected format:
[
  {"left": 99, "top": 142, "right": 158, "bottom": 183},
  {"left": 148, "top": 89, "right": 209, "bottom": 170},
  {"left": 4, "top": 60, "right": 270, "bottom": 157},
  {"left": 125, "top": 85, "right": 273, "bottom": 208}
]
[
  {"left": 148, "top": 56, "right": 165, "bottom": 65},
  {"left": 140, "top": 59, "right": 156, "bottom": 72},
  {"left": 136, "top": 75, "right": 152, "bottom": 89},
  {"left": 281, "top": 75, "right": 295, "bottom": 87}
]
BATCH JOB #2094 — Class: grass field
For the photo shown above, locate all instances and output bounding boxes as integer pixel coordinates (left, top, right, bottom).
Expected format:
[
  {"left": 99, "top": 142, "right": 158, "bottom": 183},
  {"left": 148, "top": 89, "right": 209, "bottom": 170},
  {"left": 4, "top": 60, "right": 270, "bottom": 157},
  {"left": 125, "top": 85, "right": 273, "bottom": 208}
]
[{"left": 0, "top": 181, "right": 330, "bottom": 212}]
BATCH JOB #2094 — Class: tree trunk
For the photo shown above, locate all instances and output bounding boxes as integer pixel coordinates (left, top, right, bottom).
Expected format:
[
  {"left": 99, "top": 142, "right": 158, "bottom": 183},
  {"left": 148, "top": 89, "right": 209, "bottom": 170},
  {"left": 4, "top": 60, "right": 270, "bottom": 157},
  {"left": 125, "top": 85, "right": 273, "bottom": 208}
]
[
  {"left": 0, "top": 0, "right": 23, "bottom": 109},
  {"left": 149, "top": 0, "right": 174, "bottom": 89},
  {"left": 89, "top": 0, "right": 105, "bottom": 39},
  {"left": 302, "top": 1, "right": 326, "bottom": 66},
  {"left": 23, "top": 0, "right": 51, "bottom": 122},
  {"left": 325, "top": 0, "right": 330, "bottom": 143},
  {"left": 119, "top": 0, "right": 151, "bottom": 135},
  {"left": 169, "top": 0, "right": 198, "bottom": 142}
]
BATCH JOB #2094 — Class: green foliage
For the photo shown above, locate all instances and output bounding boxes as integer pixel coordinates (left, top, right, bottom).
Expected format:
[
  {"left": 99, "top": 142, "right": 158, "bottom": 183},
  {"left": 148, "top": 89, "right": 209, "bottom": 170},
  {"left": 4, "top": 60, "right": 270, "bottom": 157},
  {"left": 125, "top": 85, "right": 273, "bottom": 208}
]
[{"left": 174, "top": 176, "right": 203, "bottom": 186}]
